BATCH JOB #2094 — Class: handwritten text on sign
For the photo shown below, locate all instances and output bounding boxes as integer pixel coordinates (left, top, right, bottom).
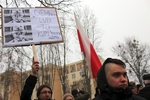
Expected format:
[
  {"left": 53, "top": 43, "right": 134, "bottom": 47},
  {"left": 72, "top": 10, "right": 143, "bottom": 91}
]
[{"left": 30, "top": 8, "right": 62, "bottom": 41}]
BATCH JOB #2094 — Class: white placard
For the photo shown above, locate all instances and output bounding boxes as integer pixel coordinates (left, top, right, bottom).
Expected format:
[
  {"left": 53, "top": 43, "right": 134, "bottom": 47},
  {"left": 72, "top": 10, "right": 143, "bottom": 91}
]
[{"left": 1, "top": 7, "right": 63, "bottom": 47}]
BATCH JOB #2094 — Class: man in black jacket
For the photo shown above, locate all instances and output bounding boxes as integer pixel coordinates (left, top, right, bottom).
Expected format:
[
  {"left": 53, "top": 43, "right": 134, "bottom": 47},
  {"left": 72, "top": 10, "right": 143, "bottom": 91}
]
[
  {"left": 94, "top": 58, "right": 146, "bottom": 100},
  {"left": 20, "top": 58, "right": 52, "bottom": 100},
  {"left": 139, "top": 74, "right": 150, "bottom": 100}
]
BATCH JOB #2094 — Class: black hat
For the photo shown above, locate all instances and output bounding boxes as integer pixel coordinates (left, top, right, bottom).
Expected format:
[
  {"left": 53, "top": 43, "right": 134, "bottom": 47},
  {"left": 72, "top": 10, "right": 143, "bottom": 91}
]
[
  {"left": 36, "top": 84, "right": 52, "bottom": 97},
  {"left": 143, "top": 74, "right": 150, "bottom": 80},
  {"left": 71, "top": 89, "right": 79, "bottom": 96}
]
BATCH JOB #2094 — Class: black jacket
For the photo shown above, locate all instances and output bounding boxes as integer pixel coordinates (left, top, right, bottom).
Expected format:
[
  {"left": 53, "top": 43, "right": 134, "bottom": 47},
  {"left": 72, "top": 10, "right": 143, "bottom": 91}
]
[
  {"left": 139, "top": 83, "right": 150, "bottom": 100},
  {"left": 74, "top": 91, "right": 90, "bottom": 100},
  {"left": 94, "top": 58, "right": 146, "bottom": 100},
  {"left": 20, "top": 75, "right": 37, "bottom": 100},
  {"left": 94, "top": 94, "right": 146, "bottom": 100}
]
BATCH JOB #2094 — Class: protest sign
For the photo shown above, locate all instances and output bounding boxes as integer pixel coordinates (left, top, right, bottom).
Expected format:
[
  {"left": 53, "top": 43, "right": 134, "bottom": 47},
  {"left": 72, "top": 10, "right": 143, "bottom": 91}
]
[{"left": 1, "top": 7, "right": 63, "bottom": 47}]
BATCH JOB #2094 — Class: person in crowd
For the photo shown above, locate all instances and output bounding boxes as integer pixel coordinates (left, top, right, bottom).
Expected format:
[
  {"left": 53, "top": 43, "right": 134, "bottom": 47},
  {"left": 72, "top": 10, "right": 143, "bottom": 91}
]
[
  {"left": 139, "top": 74, "right": 150, "bottom": 100},
  {"left": 129, "top": 81, "right": 138, "bottom": 94},
  {"left": 94, "top": 58, "right": 146, "bottom": 100},
  {"left": 71, "top": 89, "right": 90, "bottom": 100},
  {"left": 20, "top": 58, "right": 53, "bottom": 100},
  {"left": 136, "top": 84, "right": 143, "bottom": 94},
  {"left": 63, "top": 93, "right": 75, "bottom": 100},
  {"left": 0, "top": 93, "right": 2, "bottom": 100}
]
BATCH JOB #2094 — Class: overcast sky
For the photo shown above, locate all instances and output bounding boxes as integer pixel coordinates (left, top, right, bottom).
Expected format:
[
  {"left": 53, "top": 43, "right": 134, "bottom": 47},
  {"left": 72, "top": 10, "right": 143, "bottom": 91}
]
[
  {"left": 81, "top": 0, "right": 150, "bottom": 59},
  {"left": 1, "top": 0, "right": 150, "bottom": 62}
]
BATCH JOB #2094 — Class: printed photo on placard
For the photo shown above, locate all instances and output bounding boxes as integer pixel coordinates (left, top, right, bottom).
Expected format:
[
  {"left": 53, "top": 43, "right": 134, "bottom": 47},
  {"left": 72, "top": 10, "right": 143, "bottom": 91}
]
[
  {"left": 4, "top": 9, "right": 31, "bottom": 23},
  {"left": 4, "top": 25, "right": 33, "bottom": 43}
]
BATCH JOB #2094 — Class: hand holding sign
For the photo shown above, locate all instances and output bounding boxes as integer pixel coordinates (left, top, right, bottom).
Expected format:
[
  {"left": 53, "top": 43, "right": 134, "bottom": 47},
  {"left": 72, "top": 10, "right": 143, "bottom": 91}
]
[{"left": 31, "top": 57, "right": 39, "bottom": 77}]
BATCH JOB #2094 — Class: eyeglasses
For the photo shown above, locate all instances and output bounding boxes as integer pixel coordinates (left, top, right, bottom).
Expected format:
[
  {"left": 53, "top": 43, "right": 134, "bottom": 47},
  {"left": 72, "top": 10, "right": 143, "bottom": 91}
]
[{"left": 40, "top": 91, "right": 51, "bottom": 94}]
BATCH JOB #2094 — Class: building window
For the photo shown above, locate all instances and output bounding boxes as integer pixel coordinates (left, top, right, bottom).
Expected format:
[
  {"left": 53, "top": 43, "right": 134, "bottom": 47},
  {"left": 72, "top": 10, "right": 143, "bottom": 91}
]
[
  {"left": 72, "top": 73, "right": 76, "bottom": 78},
  {"left": 80, "top": 72, "right": 85, "bottom": 77},
  {"left": 71, "top": 65, "right": 76, "bottom": 72}
]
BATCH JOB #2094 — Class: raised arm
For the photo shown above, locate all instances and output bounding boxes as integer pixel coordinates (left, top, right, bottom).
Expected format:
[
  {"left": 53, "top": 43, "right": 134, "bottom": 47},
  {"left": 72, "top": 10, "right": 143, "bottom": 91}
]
[{"left": 20, "top": 58, "right": 39, "bottom": 100}]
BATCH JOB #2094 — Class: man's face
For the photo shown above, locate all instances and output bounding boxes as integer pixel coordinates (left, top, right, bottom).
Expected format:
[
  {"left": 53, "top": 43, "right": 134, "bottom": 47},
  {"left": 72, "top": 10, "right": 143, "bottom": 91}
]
[
  {"left": 39, "top": 87, "right": 52, "bottom": 100},
  {"left": 105, "top": 63, "right": 128, "bottom": 89}
]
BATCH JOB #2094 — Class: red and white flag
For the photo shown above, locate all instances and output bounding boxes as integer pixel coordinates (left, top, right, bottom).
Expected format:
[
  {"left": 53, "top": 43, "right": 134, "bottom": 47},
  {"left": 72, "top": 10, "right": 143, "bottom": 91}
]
[{"left": 74, "top": 14, "right": 102, "bottom": 78}]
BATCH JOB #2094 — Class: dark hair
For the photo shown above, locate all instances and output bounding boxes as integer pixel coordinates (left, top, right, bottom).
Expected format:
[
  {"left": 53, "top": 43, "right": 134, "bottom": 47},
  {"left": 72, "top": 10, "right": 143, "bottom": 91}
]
[
  {"left": 103, "top": 58, "right": 126, "bottom": 68},
  {"left": 36, "top": 84, "right": 52, "bottom": 98}
]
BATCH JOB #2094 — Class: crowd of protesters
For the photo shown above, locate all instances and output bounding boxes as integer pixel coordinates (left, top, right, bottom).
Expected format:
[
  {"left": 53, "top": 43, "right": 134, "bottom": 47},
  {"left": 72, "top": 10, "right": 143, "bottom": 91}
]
[
  {"left": 17, "top": 57, "right": 150, "bottom": 100},
  {"left": 0, "top": 54, "right": 149, "bottom": 100},
  {"left": 128, "top": 74, "right": 150, "bottom": 100}
]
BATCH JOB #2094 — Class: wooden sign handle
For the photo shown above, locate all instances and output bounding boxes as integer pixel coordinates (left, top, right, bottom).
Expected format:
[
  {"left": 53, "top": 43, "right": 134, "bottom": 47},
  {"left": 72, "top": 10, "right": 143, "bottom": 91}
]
[{"left": 32, "top": 44, "right": 38, "bottom": 61}]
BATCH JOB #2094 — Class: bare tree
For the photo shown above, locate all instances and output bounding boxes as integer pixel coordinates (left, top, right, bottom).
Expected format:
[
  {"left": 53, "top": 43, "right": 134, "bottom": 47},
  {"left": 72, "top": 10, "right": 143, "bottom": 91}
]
[
  {"left": 0, "top": 46, "right": 31, "bottom": 100},
  {"left": 57, "top": 15, "right": 72, "bottom": 94},
  {"left": 3, "top": 0, "right": 79, "bottom": 10},
  {"left": 76, "top": 6, "right": 103, "bottom": 54},
  {"left": 0, "top": 0, "right": 81, "bottom": 99},
  {"left": 112, "top": 37, "right": 150, "bottom": 84}
]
